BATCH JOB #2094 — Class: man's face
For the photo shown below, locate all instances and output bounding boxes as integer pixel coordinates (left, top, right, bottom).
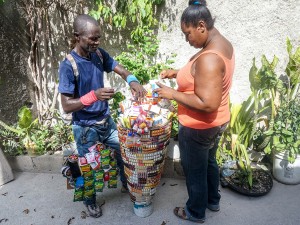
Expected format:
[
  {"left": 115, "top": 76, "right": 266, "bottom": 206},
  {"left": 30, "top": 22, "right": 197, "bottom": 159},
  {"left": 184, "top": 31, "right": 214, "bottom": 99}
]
[{"left": 78, "top": 22, "right": 101, "bottom": 53}]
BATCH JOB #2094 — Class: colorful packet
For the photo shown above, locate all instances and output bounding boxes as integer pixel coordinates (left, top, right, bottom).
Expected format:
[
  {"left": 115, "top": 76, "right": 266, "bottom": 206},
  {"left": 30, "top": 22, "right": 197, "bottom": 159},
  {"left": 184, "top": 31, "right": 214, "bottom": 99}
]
[
  {"left": 94, "top": 181, "right": 104, "bottom": 192},
  {"left": 108, "top": 177, "right": 118, "bottom": 188},
  {"left": 73, "top": 189, "right": 83, "bottom": 202},
  {"left": 94, "top": 170, "right": 104, "bottom": 181}
]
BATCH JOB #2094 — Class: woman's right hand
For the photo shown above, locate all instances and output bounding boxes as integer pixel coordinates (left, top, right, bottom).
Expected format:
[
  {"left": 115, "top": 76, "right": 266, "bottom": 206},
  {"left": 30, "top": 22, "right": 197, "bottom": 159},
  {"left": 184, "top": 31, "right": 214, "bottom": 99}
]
[{"left": 160, "top": 69, "right": 178, "bottom": 79}]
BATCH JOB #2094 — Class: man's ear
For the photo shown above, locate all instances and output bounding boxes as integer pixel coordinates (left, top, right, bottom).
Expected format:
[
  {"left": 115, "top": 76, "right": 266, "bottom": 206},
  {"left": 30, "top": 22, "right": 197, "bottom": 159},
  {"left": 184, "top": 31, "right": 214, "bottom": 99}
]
[{"left": 74, "top": 32, "right": 79, "bottom": 40}]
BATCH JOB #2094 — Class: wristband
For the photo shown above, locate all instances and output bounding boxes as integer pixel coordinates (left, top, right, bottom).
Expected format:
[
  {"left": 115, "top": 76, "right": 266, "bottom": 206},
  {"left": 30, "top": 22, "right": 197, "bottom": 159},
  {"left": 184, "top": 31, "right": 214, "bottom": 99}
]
[
  {"left": 126, "top": 74, "right": 140, "bottom": 84},
  {"left": 80, "top": 90, "right": 98, "bottom": 106}
]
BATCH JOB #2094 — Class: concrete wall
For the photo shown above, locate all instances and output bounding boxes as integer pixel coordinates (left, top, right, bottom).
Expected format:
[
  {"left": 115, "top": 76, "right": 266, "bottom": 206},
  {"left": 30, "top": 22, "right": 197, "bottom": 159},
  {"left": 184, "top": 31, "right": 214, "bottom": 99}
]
[
  {"left": 156, "top": 0, "right": 300, "bottom": 103},
  {"left": 0, "top": 0, "right": 299, "bottom": 123},
  {"left": 0, "top": 1, "right": 89, "bottom": 123},
  {"left": 0, "top": 1, "right": 31, "bottom": 123}
]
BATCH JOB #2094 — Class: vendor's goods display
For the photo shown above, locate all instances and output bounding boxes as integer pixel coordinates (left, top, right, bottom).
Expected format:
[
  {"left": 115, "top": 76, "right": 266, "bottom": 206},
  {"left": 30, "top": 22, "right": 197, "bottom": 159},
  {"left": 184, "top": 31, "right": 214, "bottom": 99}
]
[
  {"left": 61, "top": 143, "right": 118, "bottom": 202},
  {"left": 117, "top": 84, "right": 174, "bottom": 217}
]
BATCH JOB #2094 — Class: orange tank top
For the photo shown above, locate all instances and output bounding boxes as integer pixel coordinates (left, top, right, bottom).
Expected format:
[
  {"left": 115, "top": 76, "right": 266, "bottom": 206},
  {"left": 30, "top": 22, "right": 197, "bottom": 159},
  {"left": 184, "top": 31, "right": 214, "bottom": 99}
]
[{"left": 176, "top": 50, "right": 235, "bottom": 129}]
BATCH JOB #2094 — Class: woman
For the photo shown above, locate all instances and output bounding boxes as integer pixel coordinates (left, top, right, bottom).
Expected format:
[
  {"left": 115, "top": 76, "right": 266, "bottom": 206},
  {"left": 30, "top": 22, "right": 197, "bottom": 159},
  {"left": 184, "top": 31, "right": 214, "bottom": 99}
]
[{"left": 155, "top": 0, "right": 235, "bottom": 223}]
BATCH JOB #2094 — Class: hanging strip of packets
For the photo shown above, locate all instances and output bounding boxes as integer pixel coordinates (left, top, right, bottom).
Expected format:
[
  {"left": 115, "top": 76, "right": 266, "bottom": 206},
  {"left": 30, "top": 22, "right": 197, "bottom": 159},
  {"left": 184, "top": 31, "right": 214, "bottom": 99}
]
[{"left": 71, "top": 142, "right": 118, "bottom": 202}]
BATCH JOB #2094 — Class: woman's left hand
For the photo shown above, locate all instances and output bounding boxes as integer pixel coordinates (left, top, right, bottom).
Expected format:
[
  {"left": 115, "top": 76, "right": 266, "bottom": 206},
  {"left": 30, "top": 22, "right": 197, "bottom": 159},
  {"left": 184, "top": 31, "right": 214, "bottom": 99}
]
[{"left": 153, "top": 82, "right": 176, "bottom": 100}]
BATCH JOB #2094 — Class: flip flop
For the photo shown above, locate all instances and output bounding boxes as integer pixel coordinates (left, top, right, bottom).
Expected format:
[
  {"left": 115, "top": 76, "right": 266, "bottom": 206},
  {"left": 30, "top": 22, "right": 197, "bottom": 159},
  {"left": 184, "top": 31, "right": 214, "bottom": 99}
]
[{"left": 173, "top": 207, "right": 205, "bottom": 223}]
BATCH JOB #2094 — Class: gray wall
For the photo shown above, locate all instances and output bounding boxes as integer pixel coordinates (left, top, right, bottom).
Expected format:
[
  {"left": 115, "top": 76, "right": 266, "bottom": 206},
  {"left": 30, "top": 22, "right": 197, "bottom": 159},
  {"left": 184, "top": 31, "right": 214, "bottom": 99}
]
[
  {"left": 157, "top": 0, "right": 300, "bottom": 103},
  {"left": 0, "top": 1, "right": 32, "bottom": 123},
  {"left": 0, "top": 0, "right": 300, "bottom": 124}
]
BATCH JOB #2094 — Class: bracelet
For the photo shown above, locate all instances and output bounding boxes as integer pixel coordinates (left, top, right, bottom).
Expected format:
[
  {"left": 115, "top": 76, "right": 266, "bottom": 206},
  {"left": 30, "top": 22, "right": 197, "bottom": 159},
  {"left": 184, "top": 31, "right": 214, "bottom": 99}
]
[
  {"left": 126, "top": 74, "right": 140, "bottom": 84},
  {"left": 80, "top": 90, "right": 98, "bottom": 106}
]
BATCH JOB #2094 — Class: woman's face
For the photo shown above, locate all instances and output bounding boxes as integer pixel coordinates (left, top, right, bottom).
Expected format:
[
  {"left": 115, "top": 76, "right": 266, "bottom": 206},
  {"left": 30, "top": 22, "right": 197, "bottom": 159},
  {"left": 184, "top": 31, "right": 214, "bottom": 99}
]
[{"left": 181, "top": 22, "right": 205, "bottom": 49}]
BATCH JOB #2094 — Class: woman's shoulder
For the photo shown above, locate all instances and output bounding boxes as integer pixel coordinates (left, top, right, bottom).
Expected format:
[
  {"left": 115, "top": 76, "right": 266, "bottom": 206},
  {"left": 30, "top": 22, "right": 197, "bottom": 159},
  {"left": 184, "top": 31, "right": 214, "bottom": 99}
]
[
  {"left": 209, "top": 36, "right": 234, "bottom": 59},
  {"left": 200, "top": 45, "right": 233, "bottom": 61}
]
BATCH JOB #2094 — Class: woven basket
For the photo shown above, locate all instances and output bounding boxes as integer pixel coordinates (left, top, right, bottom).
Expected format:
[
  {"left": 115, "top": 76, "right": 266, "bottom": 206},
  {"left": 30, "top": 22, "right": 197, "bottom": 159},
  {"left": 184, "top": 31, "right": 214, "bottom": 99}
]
[{"left": 118, "top": 121, "right": 171, "bottom": 206}]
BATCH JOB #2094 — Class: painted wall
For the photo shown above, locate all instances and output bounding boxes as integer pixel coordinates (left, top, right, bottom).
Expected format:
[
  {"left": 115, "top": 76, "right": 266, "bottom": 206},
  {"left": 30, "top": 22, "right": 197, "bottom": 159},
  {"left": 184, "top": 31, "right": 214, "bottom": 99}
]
[
  {"left": 0, "top": 0, "right": 299, "bottom": 123},
  {"left": 0, "top": 1, "right": 31, "bottom": 123},
  {"left": 156, "top": 0, "right": 300, "bottom": 103}
]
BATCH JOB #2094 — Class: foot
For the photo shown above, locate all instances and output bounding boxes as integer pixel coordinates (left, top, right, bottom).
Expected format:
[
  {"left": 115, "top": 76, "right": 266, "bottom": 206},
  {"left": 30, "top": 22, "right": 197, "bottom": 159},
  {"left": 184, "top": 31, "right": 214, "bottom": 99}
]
[
  {"left": 207, "top": 203, "right": 220, "bottom": 212},
  {"left": 173, "top": 207, "right": 205, "bottom": 223},
  {"left": 85, "top": 203, "right": 102, "bottom": 218}
]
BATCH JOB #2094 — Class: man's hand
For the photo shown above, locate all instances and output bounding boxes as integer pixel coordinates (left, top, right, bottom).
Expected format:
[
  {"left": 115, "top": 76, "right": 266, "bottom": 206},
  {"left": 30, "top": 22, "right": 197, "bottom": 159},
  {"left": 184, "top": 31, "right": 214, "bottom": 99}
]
[
  {"left": 129, "top": 81, "right": 147, "bottom": 98},
  {"left": 94, "top": 87, "right": 115, "bottom": 101}
]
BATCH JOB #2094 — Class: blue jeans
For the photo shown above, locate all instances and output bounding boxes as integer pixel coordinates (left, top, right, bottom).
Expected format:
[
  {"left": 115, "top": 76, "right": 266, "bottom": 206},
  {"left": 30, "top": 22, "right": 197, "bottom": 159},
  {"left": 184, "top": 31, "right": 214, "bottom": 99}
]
[
  {"left": 178, "top": 123, "right": 227, "bottom": 219},
  {"left": 72, "top": 116, "right": 126, "bottom": 205}
]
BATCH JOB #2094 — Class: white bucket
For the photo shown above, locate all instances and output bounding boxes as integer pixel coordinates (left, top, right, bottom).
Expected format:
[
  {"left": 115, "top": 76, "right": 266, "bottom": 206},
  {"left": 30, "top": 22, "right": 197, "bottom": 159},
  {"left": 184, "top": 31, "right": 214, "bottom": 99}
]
[
  {"left": 133, "top": 203, "right": 153, "bottom": 217},
  {"left": 273, "top": 151, "right": 300, "bottom": 184}
]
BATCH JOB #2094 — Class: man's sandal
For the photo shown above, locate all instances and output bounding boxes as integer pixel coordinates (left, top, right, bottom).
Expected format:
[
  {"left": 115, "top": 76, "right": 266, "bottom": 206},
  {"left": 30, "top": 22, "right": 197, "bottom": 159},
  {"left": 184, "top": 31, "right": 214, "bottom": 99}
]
[
  {"left": 173, "top": 207, "right": 205, "bottom": 223},
  {"left": 85, "top": 203, "right": 102, "bottom": 218}
]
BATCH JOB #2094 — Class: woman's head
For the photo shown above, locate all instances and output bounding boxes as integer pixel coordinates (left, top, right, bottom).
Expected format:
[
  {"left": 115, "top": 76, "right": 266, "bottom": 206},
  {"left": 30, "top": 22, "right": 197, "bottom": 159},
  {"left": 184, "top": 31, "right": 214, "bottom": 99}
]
[
  {"left": 181, "top": 0, "right": 214, "bottom": 29},
  {"left": 180, "top": 1, "right": 215, "bottom": 48}
]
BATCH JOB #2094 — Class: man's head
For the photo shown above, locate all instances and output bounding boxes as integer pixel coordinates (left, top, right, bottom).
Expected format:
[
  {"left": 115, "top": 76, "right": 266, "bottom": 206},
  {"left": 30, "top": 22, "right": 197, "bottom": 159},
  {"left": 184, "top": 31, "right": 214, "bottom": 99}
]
[{"left": 73, "top": 14, "right": 101, "bottom": 54}]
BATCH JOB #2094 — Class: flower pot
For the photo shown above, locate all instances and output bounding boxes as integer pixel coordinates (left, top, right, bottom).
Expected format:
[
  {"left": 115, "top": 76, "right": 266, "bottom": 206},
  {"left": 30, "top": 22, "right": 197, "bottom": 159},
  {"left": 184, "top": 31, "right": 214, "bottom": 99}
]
[
  {"left": 273, "top": 151, "right": 300, "bottom": 184},
  {"left": 220, "top": 169, "right": 273, "bottom": 197}
]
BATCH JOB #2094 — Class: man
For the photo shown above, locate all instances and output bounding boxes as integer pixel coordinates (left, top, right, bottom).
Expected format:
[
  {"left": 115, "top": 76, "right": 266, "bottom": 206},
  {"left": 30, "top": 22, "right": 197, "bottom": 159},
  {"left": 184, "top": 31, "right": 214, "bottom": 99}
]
[{"left": 58, "top": 14, "right": 145, "bottom": 218}]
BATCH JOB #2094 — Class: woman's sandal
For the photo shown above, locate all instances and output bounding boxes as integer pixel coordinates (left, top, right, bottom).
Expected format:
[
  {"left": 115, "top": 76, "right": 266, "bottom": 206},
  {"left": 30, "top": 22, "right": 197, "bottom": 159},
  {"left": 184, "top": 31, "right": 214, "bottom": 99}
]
[{"left": 173, "top": 207, "right": 205, "bottom": 223}]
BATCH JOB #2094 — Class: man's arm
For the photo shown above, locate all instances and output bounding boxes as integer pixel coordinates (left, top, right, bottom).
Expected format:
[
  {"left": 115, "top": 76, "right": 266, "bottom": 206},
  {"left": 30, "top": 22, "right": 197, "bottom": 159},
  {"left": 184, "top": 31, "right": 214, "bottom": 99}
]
[
  {"left": 113, "top": 64, "right": 146, "bottom": 98},
  {"left": 61, "top": 87, "right": 116, "bottom": 113},
  {"left": 60, "top": 93, "right": 84, "bottom": 113}
]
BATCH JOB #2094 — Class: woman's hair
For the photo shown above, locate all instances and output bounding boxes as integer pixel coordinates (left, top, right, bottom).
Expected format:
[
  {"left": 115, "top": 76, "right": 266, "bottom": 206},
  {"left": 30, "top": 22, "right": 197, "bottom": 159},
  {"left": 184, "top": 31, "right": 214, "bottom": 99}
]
[{"left": 181, "top": 0, "right": 215, "bottom": 29}]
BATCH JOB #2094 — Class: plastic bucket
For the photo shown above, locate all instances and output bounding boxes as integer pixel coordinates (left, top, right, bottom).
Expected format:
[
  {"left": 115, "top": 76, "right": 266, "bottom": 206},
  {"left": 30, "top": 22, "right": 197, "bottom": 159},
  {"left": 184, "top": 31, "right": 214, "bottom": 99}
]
[
  {"left": 273, "top": 151, "right": 300, "bottom": 184},
  {"left": 133, "top": 203, "right": 153, "bottom": 217}
]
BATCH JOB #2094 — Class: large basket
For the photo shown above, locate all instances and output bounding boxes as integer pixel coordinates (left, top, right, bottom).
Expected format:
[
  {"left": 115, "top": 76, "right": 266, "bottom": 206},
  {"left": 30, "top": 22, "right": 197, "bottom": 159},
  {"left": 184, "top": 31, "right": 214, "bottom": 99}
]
[{"left": 118, "top": 121, "right": 172, "bottom": 212}]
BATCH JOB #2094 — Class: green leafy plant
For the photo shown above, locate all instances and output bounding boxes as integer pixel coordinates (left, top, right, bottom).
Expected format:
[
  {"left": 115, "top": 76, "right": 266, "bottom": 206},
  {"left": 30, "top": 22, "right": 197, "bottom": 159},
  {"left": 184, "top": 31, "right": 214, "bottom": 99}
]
[
  {"left": 285, "top": 38, "right": 300, "bottom": 100},
  {"left": 267, "top": 98, "right": 300, "bottom": 163},
  {"left": 218, "top": 54, "right": 284, "bottom": 188},
  {"left": 170, "top": 100, "right": 179, "bottom": 139},
  {"left": 0, "top": 106, "right": 74, "bottom": 156},
  {"left": 218, "top": 96, "right": 257, "bottom": 187},
  {"left": 110, "top": 91, "right": 126, "bottom": 122},
  {"left": 0, "top": 106, "right": 38, "bottom": 155},
  {"left": 248, "top": 55, "right": 284, "bottom": 154},
  {"left": 219, "top": 39, "right": 300, "bottom": 189},
  {"left": 91, "top": 0, "right": 164, "bottom": 42},
  {"left": 115, "top": 28, "right": 175, "bottom": 85},
  {"left": 92, "top": 1, "right": 176, "bottom": 129},
  {"left": 264, "top": 39, "right": 300, "bottom": 163}
]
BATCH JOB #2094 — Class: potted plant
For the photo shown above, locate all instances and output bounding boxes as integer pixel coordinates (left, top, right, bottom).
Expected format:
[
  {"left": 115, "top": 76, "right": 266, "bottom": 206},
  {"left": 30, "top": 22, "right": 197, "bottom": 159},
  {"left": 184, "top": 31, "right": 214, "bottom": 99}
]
[
  {"left": 217, "top": 53, "right": 284, "bottom": 196},
  {"left": 270, "top": 97, "right": 300, "bottom": 184},
  {"left": 267, "top": 39, "right": 300, "bottom": 184},
  {"left": 218, "top": 94, "right": 273, "bottom": 196}
]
